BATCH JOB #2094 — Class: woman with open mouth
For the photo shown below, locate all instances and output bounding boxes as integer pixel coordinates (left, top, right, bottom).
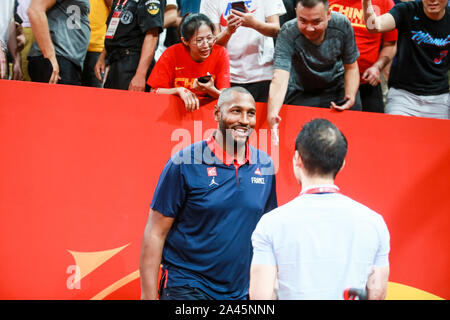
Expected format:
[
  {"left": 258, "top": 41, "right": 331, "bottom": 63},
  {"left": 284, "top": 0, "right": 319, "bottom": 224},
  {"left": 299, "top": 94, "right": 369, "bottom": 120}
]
[{"left": 147, "top": 13, "right": 230, "bottom": 112}]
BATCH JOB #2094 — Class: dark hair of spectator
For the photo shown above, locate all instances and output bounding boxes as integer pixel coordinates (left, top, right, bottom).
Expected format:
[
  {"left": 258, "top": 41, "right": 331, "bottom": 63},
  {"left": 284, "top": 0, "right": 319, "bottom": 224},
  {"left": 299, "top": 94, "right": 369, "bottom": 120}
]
[
  {"left": 179, "top": 13, "right": 216, "bottom": 42},
  {"left": 296, "top": 0, "right": 329, "bottom": 8},
  {"left": 295, "top": 118, "right": 347, "bottom": 178}
]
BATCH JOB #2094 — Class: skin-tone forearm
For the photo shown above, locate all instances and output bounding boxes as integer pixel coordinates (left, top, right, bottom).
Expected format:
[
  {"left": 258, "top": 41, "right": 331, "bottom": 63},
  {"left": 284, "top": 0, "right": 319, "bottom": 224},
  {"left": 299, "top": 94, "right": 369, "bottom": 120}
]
[
  {"left": 331, "top": 62, "right": 359, "bottom": 110},
  {"left": 193, "top": 77, "right": 221, "bottom": 98},
  {"left": 164, "top": 5, "right": 178, "bottom": 28},
  {"left": 344, "top": 62, "right": 360, "bottom": 102},
  {"left": 249, "top": 264, "right": 278, "bottom": 300},
  {"left": 206, "top": 86, "right": 221, "bottom": 98},
  {"left": 139, "top": 230, "right": 165, "bottom": 300},
  {"left": 332, "top": 62, "right": 359, "bottom": 110},
  {"left": 28, "top": 0, "right": 60, "bottom": 83},
  {"left": 198, "top": 84, "right": 221, "bottom": 99},
  {"left": 214, "top": 23, "right": 235, "bottom": 46},
  {"left": 362, "top": 41, "right": 396, "bottom": 86},
  {"left": 139, "top": 209, "right": 174, "bottom": 300},
  {"left": 8, "top": 20, "right": 19, "bottom": 57},
  {"left": 154, "top": 87, "right": 182, "bottom": 95},
  {"left": 28, "top": 0, "right": 56, "bottom": 59},
  {"left": 366, "top": 266, "right": 389, "bottom": 300},
  {"left": 129, "top": 29, "right": 159, "bottom": 91},
  {"left": 15, "top": 22, "right": 26, "bottom": 52},
  {"left": 94, "top": 48, "right": 107, "bottom": 82},
  {"left": 215, "top": 12, "right": 281, "bottom": 46},
  {"left": 267, "top": 69, "right": 290, "bottom": 145},
  {"left": 373, "top": 41, "right": 396, "bottom": 71},
  {"left": 267, "top": 69, "right": 290, "bottom": 128},
  {"left": 155, "top": 87, "right": 200, "bottom": 112},
  {"left": 8, "top": 20, "right": 22, "bottom": 80},
  {"left": 231, "top": 11, "right": 281, "bottom": 38},
  {"left": 153, "top": 75, "right": 221, "bottom": 111}
]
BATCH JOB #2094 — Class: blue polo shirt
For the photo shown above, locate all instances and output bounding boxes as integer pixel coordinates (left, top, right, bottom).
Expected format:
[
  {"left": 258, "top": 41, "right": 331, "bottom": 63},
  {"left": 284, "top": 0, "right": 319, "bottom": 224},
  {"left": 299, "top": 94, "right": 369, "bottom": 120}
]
[{"left": 151, "top": 135, "right": 277, "bottom": 299}]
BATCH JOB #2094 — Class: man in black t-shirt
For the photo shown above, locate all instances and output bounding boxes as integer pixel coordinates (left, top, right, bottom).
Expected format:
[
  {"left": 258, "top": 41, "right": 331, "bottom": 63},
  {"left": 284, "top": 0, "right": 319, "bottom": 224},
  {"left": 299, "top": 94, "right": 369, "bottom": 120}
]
[
  {"left": 95, "top": 0, "right": 165, "bottom": 91},
  {"left": 280, "top": 0, "right": 297, "bottom": 26},
  {"left": 362, "top": 0, "right": 449, "bottom": 119}
]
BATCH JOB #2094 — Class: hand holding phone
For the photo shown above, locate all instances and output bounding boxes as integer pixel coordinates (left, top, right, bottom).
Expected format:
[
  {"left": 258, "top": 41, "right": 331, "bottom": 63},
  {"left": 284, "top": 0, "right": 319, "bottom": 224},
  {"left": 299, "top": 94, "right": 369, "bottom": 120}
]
[
  {"left": 331, "top": 95, "right": 352, "bottom": 111},
  {"left": 197, "top": 75, "right": 212, "bottom": 84},
  {"left": 334, "top": 97, "right": 349, "bottom": 106}
]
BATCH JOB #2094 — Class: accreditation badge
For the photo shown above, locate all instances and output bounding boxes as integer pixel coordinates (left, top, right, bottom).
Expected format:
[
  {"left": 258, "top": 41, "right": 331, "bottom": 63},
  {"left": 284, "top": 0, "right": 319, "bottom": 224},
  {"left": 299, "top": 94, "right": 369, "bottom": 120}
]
[{"left": 105, "top": 11, "right": 121, "bottom": 39}]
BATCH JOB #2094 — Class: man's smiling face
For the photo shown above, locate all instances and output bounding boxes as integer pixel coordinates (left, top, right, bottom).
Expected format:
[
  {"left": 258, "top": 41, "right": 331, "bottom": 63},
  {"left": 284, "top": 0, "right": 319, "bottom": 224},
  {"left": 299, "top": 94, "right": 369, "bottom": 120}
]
[{"left": 215, "top": 91, "right": 256, "bottom": 148}]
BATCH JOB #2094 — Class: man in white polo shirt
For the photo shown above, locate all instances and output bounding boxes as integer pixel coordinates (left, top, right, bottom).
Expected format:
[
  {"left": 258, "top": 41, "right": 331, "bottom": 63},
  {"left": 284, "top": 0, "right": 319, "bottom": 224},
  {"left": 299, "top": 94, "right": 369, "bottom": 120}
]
[
  {"left": 200, "top": 0, "right": 286, "bottom": 102},
  {"left": 249, "top": 118, "right": 390, "bottom": 300}
]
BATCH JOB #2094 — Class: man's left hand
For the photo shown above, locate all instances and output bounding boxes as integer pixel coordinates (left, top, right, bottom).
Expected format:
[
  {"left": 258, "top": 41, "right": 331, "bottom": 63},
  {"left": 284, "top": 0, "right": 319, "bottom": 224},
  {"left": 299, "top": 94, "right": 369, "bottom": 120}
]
[
  {"left": 330, "top": 94, "right": 354, "bottom": 111},
  {"left": 362, "top": 66, "right": 381, "bottom": 86},
  {"left": 12, "top": 59, "right": 22, "bottom": 80},
  {"left": 128, "top": 73, "right": 146, "bottom": 91}
]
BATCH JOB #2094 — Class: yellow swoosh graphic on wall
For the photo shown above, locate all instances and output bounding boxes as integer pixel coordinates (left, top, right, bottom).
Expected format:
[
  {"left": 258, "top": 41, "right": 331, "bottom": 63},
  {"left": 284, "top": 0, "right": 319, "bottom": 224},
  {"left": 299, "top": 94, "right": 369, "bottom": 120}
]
[
  {"left": 91, "top": 270, "right": 140, "bottom": 300},
  {"left": 67, "top": 244, "right": 129, "bottom": 283},
  {"left": 68, "top": 244, "right": 444, "bottom": 300},
  {"left": 386, "top": 282, "right": 444, "bottom": 300}
]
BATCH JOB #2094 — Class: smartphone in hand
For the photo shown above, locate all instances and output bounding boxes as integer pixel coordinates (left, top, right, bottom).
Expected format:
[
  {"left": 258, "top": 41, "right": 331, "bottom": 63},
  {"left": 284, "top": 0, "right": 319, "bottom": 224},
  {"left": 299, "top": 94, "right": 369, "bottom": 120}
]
[
  {"left": 197, "top": 75, "right": 212, "bottom": 83},
  {"left": 334, "top": 97, "right": 349, "bottom": 106},
  {"left": 231, "top": 1, "right": 246, "bottom": 13}
]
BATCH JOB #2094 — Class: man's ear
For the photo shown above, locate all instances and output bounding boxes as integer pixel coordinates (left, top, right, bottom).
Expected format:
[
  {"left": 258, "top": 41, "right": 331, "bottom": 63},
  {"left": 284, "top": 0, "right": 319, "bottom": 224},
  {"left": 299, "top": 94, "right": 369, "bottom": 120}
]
[
  {"left": 340, "top": 159, "right": 346, "bottom": 172},
  {"left": 214, "top": 105, "right": 220, "bottom": 122},
  {"left": 294, "top": 150, "right": 303, "bottom": 168}
]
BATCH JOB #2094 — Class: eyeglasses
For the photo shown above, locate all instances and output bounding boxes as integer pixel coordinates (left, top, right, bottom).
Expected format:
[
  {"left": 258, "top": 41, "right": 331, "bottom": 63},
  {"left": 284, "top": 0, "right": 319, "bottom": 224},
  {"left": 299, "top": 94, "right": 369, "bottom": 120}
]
[{"left": 194, "top": 35, "right": 216, "bottom": 47}]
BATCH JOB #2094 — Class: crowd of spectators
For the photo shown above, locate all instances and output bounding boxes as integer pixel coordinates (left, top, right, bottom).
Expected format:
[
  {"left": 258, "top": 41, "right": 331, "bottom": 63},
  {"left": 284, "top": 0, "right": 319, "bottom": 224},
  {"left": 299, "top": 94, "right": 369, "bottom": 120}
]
[{"left": 1, "top": 0, "right": 449, "bottom": 119}]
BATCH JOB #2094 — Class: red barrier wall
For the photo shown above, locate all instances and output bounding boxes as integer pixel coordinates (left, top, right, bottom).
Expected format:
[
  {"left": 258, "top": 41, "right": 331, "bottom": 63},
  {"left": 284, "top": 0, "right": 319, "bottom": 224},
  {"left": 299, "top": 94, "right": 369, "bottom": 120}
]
[{"left": 0, "top": 80, "right": 449, "bottom": 299}]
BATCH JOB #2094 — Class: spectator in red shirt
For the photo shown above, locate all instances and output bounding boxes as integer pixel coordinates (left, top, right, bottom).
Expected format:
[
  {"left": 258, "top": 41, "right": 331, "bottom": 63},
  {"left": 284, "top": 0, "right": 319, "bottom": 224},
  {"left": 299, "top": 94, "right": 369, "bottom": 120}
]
[
  {"left": 330, "top": 0, "right": 397, "bottom": 113},
  {"left": 147, "top": 13, "right": 230, "bottom": 112}
]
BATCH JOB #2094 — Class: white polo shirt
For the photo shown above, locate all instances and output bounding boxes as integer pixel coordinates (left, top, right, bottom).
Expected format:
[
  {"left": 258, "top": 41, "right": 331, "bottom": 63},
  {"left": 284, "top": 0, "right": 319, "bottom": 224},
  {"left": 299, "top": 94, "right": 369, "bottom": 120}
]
[
  {"left": 200, "top": 0, "right": 286, "bottom": 83},
  {"left": 251, "top": 184, "right": 390, "bottom": 300}
]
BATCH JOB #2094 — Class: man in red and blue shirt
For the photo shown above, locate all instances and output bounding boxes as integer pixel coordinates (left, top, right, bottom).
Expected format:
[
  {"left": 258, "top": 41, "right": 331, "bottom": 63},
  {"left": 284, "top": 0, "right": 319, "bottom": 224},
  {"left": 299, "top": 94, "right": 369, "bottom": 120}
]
[
  {"left": 139, "top": 87, "right": 277, "bottom": 300},
  {"left": 329, "top": 0, "right": 397, "bottom": 113}
]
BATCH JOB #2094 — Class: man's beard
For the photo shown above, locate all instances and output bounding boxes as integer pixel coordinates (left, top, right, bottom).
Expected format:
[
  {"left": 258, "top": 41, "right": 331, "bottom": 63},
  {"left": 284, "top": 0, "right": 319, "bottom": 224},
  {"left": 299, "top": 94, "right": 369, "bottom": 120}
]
[{"left": 218, "top": 122, "right": 250, "bottom": 152}]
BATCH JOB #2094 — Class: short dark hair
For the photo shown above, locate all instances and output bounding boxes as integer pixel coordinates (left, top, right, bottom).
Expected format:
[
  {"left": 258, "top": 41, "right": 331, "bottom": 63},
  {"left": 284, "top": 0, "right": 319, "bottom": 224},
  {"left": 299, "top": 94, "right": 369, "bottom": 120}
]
[
  {"left": 217, "top": 87, "right": 254, "bottom": 109},
  {"left": 179, "top": 13, "right": 215, "bottom": 42},
  {"left": 295, "top": 118, "right": 347, "bottom": 178},
  {"left": 296, "top": 0, "right": 329, "bottom": 8}
]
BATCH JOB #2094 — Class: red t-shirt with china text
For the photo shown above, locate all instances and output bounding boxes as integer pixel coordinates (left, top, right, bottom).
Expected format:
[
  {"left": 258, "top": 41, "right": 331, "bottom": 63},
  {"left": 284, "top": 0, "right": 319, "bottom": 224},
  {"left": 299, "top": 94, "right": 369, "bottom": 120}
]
[
  {"left": 329, "top": 0, "right": 397, "bottom": 82},
  {"left": 147, "top": 43, "right": 230, "bottom": 96}
]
